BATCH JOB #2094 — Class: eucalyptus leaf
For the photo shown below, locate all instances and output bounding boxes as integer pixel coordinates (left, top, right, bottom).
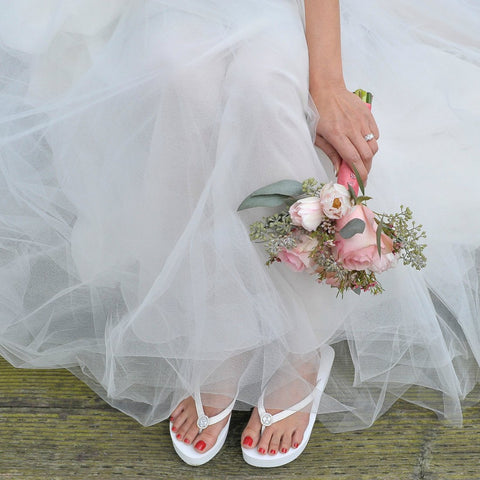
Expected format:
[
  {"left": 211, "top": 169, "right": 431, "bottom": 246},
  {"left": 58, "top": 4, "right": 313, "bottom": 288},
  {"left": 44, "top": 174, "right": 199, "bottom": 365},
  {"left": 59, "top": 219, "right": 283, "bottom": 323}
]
[
  {"left": 339, "top": 218, "right": 365, "bottom": 239},
  {"left": 376, "top": 219, "right": 384, "bottom": 257},
  {"left": 249, "top": 179, "right": 304, "bottom": 198},
  {"left": 353, "top": 287, "right": 362, "bottom": 295},
  {"left": 356, "top": 195, "right": 373, "bottom": 203},
  {"left": 237, "top": 194, "right": 290, "bottom": 211}
]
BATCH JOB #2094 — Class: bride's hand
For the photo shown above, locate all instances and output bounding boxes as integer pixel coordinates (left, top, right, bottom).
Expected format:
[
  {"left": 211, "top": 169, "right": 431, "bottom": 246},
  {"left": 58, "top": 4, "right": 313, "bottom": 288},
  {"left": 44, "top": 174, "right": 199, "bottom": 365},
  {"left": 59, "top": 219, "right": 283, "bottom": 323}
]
[{"left": 311, "top": 86, "right": 379, "bottom": 183}]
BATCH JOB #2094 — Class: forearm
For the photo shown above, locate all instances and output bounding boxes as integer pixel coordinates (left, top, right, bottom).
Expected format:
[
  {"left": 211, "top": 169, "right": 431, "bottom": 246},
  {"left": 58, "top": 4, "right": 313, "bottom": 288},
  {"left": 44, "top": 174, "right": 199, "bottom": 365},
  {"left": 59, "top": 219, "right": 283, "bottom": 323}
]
[{"left": 304, "top": 0, "right": 345, "bottom": 94}]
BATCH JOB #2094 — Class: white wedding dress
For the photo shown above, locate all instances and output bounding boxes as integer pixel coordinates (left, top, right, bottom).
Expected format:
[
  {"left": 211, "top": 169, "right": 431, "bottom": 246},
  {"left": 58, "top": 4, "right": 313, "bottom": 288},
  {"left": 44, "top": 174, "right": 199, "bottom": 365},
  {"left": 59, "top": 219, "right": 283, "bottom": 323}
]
[{"left": 0, "top": 0, "right": 479, "bottom": 432}]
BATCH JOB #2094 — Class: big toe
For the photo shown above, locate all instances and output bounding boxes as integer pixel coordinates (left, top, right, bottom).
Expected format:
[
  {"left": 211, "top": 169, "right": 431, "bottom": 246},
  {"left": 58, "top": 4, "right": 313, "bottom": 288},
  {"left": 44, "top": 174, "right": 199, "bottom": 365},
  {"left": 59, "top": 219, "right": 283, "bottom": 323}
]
[
  {"left": 194, "top": 424, "right": 225, "bottom": 454},
  {"left": 241, "top": 408, "right": 262, "bottom": 449}
]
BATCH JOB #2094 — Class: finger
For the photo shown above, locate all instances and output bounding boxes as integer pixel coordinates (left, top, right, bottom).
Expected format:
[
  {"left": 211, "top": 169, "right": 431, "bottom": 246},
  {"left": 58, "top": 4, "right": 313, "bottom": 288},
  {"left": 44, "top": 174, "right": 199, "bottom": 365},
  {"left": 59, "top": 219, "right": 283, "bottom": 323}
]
[
  {"left": 327, "top": 134, "right": 369, "bottom": 183},
  {"left": 365, "top": 137, "right": 378, "bottom": 156},
  {"left": 351, "top": 131, "right": 375, "bottom": 171},
  {"left": 315, "top": 135, "right": 342, "bottom": 176},
  {"left": 368, "top": 116, "right": 380, "bottom": 140}
]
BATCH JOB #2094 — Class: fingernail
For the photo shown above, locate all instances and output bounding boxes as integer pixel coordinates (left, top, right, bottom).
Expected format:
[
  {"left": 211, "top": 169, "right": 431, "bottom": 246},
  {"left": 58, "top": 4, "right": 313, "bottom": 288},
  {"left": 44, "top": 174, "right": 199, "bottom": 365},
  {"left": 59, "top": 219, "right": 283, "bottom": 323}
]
[
  {"left": 195, "top": 440, "right": 206, "bottom": 452},
  {"left": 258, "top": 447, "right": 266, "bottom": 455},
  {"left": 243, "top": 436, "right": 253, "bottom": 447},
  {"left": 293, "top": 443, "right": 299, "bottom": 449},
  {"left": 171, "top": 425, "right": 177, "bottom": 432},
  {"left": 281, "top": 448, "right": 288, "bottom": 453},
  {"left": 270, "top": 449, "right": 276, "bottom": 455}
]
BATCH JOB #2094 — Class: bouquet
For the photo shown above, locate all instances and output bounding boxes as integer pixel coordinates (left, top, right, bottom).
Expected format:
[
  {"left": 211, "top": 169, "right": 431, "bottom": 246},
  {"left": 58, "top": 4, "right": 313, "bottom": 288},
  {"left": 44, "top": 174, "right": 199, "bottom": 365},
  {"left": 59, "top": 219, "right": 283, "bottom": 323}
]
[{"left": 238, "top": 90, "right": 427, "bottom": 296}]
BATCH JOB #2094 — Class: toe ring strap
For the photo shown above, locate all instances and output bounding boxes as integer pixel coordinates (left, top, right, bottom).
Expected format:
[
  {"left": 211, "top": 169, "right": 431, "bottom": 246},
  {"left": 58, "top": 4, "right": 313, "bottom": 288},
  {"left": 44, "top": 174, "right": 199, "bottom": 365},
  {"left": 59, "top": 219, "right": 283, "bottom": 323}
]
[
  {"left": 193, "top": 391, "right": 237, "bottom": 432},
  {"left": 257, "top": 381, "right": 320, "bottom": 427}
]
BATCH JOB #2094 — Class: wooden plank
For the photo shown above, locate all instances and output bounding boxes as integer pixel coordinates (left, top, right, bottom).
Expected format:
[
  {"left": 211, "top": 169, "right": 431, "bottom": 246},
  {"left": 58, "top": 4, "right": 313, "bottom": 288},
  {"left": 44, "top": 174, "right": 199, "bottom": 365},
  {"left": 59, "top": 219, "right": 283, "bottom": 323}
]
[
  {"left": 1, "top": 358, "right": 479, "bottom": 479},
  {"left": 0, "top": 359, "right": 104, "bottom": 409}
]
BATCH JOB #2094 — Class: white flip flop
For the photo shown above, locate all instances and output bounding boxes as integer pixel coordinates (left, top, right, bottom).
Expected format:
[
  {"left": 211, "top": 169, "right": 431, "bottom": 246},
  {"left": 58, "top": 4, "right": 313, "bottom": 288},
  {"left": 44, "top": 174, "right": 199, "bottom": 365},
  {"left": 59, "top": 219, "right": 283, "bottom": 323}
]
[
  {"left": 169, "top": 391, "right": 236, "bottom": 466},
  {"left": 242, "top": 344, "right": 335, "bottom": 468}
]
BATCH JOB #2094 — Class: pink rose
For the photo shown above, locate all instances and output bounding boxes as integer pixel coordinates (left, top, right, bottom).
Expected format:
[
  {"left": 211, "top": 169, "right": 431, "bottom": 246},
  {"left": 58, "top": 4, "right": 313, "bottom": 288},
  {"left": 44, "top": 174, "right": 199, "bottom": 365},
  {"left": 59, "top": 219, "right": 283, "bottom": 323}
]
[
  {"left": 277, "top": 235, "right": 318, "bottom": 272},
  {"left": 319, "top": 182, "right": 352, "bottom": 220},
  {"left": 289, "top": 197, "right": 324, "bottom": 232},
  {"left": 335, "top": 205, "right": 397, "bottom": 273}
]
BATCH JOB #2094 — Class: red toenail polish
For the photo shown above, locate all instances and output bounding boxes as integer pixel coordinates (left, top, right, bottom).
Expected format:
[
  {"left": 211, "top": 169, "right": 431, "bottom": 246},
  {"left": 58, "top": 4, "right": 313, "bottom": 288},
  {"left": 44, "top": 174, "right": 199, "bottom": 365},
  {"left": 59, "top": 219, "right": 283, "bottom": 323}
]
[
  {"left": 176, "top": 433, "right": 182, "bottom": 440},
  {"left": 293, "top": 443, "right": 299, "bottom": 449},
  {"left": 243, "top": 436, "right": 253, "bottom": 447},
  {"left": 184, "top": 438, "right": 190, "bottom": 444},
  {"left": 171, "top": 425, "right": 177, "bottom": 432},
  {"left": 270, "top": 449, "right": 276, "bottom": 455},
  {"left": 281, "top": 448, "right": 288, "bottom": 453},
  {"left": 195, "top": 440, "right": 206, "bottom": 452},
  {"left": 169, "top": 416, "right": 174, "bottom": 422},
  {"left": 258, "top": 447, "right": 266, "bottom": 455}
]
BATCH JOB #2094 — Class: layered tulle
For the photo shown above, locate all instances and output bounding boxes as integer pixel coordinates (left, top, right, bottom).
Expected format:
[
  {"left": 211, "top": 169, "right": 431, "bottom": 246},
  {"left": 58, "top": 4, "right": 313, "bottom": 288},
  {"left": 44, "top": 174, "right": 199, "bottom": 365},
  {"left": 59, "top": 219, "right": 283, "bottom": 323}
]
[{"left": 0, "top": 0, "right": 479, "bottom": 431}]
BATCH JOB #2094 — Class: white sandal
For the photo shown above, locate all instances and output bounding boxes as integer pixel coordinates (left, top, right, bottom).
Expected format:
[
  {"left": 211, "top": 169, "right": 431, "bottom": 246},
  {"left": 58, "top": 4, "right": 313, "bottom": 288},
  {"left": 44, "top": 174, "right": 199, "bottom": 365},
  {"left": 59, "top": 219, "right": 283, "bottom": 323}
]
[
  {"left": 242, "top": 344, "right": 335, "bottom": 468},
  {"left": 169, "top": 391, "right": 236, "bottom": 466}
]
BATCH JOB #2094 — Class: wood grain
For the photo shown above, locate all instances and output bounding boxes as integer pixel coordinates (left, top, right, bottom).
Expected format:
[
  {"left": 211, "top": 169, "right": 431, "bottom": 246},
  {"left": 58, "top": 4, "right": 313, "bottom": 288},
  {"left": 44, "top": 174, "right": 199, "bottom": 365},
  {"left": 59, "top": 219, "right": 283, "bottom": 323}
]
[{"left": 0, "top": 358, "right": 478, "bottom": 479}]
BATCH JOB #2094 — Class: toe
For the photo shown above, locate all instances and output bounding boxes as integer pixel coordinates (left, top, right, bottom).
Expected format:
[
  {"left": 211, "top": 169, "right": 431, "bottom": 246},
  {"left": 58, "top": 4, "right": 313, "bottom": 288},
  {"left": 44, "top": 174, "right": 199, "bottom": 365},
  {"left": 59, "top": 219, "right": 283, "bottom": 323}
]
[
  {"left": 279, "top": 433, "right": 292, "bottom": 454},
  {"left": 176, "top": 417, "right": 195, "bottom": 441},
  {"left": 194, "top": 426, "right": 222, "bottom": 454},
  {"left": 268, "top": 432, "right": 281, "bottom": 456},
  {"left": 170, "top": 401, "right": 185, "bottom": 421},
  {"left": 170, "top": 409, "right": 188, "bottom": 434},
  {"left": 292, "top": 429, "right": 304, "bottom": 450},
  {"left": 256, "top": 427, "right": 272, "bottom": 456},
  {"left": 182, "top": 422, "right": 200, "bottom": 446},
  {"left": 241, "top": 408, "right": 262, "bottom": 449}
]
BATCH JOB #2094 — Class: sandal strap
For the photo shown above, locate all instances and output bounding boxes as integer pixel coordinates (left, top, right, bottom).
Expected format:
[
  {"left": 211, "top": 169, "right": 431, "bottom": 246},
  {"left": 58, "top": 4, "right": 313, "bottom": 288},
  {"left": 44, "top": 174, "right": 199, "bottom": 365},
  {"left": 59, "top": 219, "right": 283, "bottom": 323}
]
[
  {"left": 193, "top": 391, "right": 236, "bottom": 431},
  {"left": 257, "top": 380, "right": 321, "bottom": 427}
]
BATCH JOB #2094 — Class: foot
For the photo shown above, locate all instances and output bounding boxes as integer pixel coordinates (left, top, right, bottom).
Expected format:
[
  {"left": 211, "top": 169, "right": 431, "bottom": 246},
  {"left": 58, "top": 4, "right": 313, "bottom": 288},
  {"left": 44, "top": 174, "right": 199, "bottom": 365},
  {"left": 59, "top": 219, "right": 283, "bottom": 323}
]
[
  {"left": 170, "top": 395, "right": 232, "bottom": 454},
  {"left": 241, "top": 406, "right": 309, "bottom": 455},
  {"left": 241, "top": 368, "right": 316, "bottom": 456}
]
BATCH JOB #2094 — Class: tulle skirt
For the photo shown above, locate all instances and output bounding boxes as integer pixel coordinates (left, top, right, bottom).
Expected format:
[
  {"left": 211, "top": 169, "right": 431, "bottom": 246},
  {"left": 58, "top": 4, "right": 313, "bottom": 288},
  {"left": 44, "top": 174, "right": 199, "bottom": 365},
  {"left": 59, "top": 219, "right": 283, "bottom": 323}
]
[{"left": 0, "top": 0, "right": 479, "bottom": 432}]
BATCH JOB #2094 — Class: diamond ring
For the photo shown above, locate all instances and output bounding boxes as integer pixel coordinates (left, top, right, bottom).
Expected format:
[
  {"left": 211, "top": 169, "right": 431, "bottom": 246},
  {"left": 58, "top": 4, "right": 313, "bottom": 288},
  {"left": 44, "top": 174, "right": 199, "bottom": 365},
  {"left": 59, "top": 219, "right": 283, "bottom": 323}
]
[{"left": 364, "top": 133, "right": 375, "bottom": 142}]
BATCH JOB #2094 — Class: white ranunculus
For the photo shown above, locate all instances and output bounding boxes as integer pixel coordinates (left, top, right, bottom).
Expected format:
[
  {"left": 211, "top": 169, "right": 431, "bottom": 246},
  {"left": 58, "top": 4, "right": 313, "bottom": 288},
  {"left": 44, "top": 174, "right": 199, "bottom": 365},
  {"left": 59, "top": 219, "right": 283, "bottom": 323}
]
[{"left": 319, "top": 182, "right": 352, "bottom": 220}]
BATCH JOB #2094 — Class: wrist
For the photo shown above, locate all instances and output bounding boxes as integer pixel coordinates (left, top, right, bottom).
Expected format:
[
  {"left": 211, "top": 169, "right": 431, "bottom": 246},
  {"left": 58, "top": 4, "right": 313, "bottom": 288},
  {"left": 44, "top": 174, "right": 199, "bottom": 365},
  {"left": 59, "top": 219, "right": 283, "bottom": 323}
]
[
  {"left": 309, "top": 80, "right": 347, "bottom": 104},
  {"left": 309, "top": 69, "right": 345, "bottom": 94}
]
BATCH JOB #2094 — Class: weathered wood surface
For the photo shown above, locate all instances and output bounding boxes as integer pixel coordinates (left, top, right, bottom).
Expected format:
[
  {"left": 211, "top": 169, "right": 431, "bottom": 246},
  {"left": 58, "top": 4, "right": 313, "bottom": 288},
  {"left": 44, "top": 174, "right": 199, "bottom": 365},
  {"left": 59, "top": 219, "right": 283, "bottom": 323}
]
[{"left": 0, "top": 358, "right": 479, "bottom": 480}]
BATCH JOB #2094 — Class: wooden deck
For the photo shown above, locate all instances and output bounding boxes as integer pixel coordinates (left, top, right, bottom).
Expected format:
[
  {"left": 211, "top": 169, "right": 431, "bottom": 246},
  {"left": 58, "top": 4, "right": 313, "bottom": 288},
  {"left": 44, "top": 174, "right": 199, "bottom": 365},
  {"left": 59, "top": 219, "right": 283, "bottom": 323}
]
[{"left": 1, "top": 358, "right": 479, "bottom": 480}]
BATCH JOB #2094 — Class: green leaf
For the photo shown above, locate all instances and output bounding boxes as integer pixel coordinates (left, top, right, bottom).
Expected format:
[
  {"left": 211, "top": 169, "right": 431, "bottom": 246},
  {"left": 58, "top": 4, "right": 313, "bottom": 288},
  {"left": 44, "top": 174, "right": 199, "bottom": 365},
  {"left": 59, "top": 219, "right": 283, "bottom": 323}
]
[
  {"left": 376, "top": 219, "right": 384, "bottom": 257},
  {"left": 249, "top": 180, "right": 304, "bottom": 198},
  {"left": 351, "top": 164, "right": 365, "bottom": 196},
  {"left": 348, "top": 183, "right": 358, "bottom": 203},
  {"left": 352, "top": 287, "right": 362, "bottom": 295},
  {"left": 237, "top": 194, "right": 290, "bottom": 211},
  {"left": 339, "top": 218, "right": 366, "bottom": 239},
  {"left": 356, "top": 196, "right": 373, "bottom": 203}
]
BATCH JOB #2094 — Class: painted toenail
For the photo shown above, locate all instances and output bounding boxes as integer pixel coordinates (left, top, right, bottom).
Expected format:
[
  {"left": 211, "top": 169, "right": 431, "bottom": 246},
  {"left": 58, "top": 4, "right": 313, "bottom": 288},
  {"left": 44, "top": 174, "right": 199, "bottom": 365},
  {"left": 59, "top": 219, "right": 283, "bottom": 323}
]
[
  {"left": 171, "top": 425, "right": 177, "bottom": 432},
  {"left": 270, "top": 449, "right": 276, "bottom": 455},
  {"left": 184, "top": 438, "right": 190, "bottom": 444},
  {"left": 195, "top": 440, "right": 206, "bottom": 452},
  {"left": 243, "top": 436, "right": 253, "bottom": 447},
  {"left": 176, "top": 433, "right": 182, "bottom": 440},
  {"left": 281, "top": 448, "right": 288, "bottom": 453},
  {"left": 169, "top": 416, "right": 175, "bottom": 422},
  {"left": 293, "top": 443, "right": 299, "bottom": 449},
  {"left": 258, "top": 447, "right": 266, "bottom": 455}
]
